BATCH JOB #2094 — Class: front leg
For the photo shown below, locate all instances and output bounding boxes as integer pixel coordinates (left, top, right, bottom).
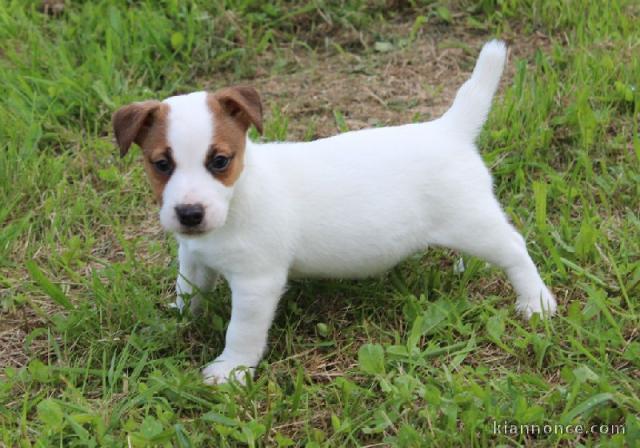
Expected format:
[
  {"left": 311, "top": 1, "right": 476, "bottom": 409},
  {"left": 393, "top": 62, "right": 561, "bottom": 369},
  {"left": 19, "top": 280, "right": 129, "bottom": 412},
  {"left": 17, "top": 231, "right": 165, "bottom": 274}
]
[
  {"left": 202, "top": 271, "right": 287, "bottom": 385},
  {"left": 173, "top": 244, "right": 218, "bottom": 315}
]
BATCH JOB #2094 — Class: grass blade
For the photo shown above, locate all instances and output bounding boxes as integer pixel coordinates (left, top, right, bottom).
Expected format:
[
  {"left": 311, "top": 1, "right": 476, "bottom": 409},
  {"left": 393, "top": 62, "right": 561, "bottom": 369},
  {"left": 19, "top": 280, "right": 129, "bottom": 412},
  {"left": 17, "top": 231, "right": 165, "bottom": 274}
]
[{"left": 26, "top": 260, "right": 74, "bottom": 310}]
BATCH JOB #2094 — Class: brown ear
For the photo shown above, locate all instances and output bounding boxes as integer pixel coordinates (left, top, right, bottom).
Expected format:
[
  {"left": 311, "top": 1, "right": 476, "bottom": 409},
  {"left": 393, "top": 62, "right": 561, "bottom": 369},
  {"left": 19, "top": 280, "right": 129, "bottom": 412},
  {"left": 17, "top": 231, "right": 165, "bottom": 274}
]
[
  {"left": 214, "top": 86, "right": 263, "bottom": 135},
  {"left": 112, "top": 100, "right": 161, "bottom": 157}
]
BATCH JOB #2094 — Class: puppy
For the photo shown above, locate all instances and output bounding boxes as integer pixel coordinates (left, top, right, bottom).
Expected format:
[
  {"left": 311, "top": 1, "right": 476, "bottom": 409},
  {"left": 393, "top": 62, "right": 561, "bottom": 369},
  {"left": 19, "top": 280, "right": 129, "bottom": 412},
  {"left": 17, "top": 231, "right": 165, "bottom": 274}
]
[{"left": 113, "top": 40, "right": 556, "bottom": 384}]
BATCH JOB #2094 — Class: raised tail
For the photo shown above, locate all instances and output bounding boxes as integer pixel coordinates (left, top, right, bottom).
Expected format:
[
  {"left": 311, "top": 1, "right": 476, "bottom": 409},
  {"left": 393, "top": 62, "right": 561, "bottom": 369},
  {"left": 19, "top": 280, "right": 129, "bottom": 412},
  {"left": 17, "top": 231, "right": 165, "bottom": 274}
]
[{"left": 441, "top": 40, "right": 507, "bottom": 141}]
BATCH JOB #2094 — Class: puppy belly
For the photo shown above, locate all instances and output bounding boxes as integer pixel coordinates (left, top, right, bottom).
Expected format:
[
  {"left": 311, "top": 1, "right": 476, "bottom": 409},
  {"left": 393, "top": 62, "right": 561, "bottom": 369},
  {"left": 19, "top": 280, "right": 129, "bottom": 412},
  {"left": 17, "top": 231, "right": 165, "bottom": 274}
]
[{"left": 289, "top": 245, "right": 421, "bottom": 279}]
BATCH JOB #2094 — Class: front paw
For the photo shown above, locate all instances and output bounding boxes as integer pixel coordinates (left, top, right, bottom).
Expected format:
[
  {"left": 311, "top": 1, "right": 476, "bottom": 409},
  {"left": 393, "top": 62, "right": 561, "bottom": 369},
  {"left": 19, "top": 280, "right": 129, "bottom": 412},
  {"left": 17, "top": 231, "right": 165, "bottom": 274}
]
[
  {"left": 169, "top": 295, "right": 203, "bottom": 316},
  {"left": 202, "top": 357, "right": 254, "bottom": 385},
  {"left": 168, "top": 296, "right": 185, "bottom": 313},
  {"left": 516, "top": 285, "right": 557, "bottom": 319}
]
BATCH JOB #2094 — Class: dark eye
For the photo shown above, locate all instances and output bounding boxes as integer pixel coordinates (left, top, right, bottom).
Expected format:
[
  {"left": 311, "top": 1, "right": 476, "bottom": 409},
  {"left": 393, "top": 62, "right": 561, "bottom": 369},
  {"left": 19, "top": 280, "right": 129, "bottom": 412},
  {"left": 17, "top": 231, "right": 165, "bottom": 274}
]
[
  {"left": 207, "top": 155, "right": 231, "bottom": 173},
  {"left": 153, "top": 157, "right": 174, "bottom": 174}
]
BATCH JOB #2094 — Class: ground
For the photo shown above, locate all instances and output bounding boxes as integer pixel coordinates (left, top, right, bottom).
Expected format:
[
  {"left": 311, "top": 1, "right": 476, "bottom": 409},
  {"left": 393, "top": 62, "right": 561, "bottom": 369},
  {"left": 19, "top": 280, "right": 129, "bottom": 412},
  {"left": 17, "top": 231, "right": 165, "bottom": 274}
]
[{"left": 0, "top": 1, "right": 639, "bottom": 447}]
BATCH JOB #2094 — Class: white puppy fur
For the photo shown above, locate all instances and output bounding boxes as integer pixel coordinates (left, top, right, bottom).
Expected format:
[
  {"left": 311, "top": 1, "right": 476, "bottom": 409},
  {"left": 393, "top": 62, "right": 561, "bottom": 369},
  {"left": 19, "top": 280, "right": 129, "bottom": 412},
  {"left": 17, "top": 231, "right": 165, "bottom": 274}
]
[{"left": 158, "top": 41, "right": 555, "bottom": 384}]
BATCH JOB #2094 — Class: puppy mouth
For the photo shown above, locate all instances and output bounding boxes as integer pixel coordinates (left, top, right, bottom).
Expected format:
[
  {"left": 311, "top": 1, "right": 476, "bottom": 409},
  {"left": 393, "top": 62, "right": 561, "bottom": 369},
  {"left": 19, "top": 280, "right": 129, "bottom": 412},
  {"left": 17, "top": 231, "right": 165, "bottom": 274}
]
[{"left": 177, "top": 226, "right": 209, "bottom": 237}]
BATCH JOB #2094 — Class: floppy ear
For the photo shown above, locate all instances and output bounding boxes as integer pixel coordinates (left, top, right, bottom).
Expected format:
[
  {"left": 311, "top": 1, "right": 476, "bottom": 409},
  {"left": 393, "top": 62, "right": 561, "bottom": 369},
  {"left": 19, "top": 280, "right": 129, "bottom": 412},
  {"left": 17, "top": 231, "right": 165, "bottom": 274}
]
[
  {"left": 214, "top": 86, "right": 263, "bottom": 135},
  {"left": 112, "top": 100, "right": 161, "bottom": 157}
]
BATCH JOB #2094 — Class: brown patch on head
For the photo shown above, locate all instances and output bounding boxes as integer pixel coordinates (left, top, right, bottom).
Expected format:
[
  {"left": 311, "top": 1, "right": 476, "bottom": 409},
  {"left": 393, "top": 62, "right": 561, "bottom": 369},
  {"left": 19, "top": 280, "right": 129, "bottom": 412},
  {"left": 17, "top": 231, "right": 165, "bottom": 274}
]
[
  {"left": 206, "top": 86, "right": 263, "bottom": 187},
  {"left": 112, "top": 101, "right": 172, "bottom": 202}
]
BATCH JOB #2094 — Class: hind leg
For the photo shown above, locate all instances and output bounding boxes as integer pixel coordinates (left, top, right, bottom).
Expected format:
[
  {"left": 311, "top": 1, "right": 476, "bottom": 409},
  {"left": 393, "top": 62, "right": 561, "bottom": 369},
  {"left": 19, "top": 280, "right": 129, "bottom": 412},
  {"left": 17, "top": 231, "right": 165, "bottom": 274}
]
[{"left": 431, "top": 199, "right": 556, "bottom": 318}]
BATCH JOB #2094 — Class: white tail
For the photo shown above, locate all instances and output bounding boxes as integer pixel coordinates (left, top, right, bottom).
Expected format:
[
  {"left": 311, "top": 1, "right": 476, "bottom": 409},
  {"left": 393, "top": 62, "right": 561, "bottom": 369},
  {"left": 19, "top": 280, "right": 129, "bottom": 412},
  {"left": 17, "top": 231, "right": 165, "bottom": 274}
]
[{"left": 441, "top": 40, "right": 507, "bottom": 141}]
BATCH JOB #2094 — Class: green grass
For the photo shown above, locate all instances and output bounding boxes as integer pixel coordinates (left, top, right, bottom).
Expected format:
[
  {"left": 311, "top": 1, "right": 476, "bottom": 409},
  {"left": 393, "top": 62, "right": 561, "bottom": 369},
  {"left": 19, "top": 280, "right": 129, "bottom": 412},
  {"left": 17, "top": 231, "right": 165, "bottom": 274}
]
[{"left": 1, "top": 0, "right": 639, "bottom": 446}]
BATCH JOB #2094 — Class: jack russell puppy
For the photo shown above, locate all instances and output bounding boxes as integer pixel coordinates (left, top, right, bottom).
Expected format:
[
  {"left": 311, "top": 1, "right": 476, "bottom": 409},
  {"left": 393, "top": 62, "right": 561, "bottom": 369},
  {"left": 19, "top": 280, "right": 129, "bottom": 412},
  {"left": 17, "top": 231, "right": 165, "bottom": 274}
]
[{"left": 113, "top": 40, "right": 556, "bottom": 385}]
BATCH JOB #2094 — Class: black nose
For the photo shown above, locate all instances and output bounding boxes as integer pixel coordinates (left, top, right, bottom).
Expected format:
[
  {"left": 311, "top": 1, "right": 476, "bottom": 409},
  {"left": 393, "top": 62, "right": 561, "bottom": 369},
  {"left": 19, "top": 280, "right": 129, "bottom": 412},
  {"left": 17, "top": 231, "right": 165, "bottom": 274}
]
[{"left": 175, "top": 204, "right": 204, "bottom": 227}]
